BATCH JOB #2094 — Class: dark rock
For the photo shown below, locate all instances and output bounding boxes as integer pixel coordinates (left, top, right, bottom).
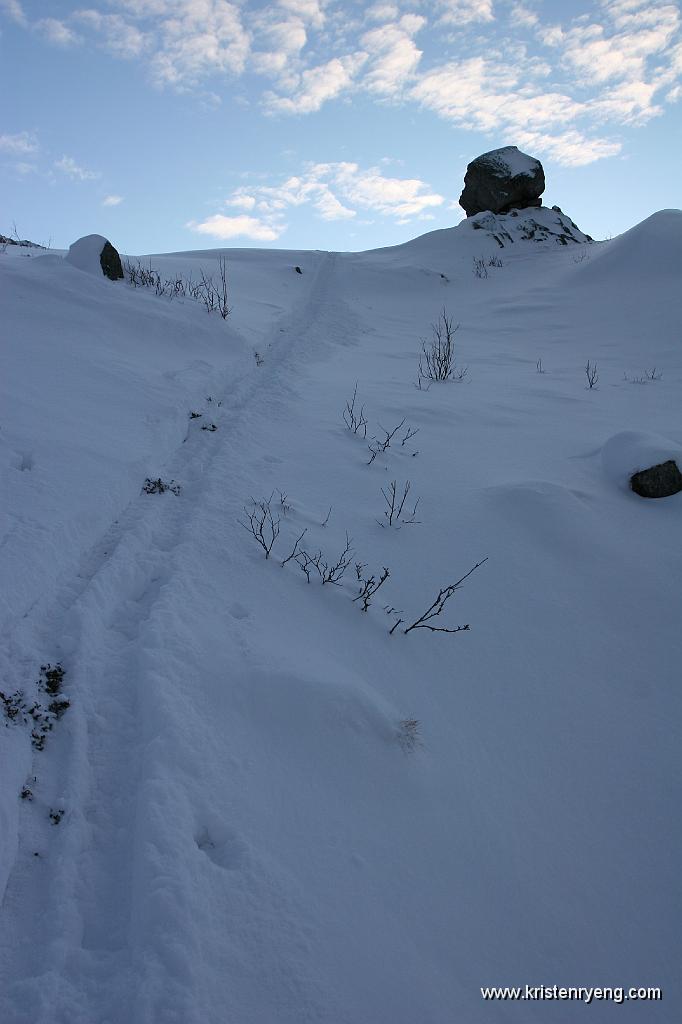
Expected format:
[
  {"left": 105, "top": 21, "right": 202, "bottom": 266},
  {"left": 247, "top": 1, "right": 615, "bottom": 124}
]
[
  {"left": 100, "top": 240, "right": 124, "bottom": 280},
  {"left": 460, "top": 146, "right": 545, "bottom": 217},
  {"left": 630, "top": 460, "right": 682, "bottom": 498}
]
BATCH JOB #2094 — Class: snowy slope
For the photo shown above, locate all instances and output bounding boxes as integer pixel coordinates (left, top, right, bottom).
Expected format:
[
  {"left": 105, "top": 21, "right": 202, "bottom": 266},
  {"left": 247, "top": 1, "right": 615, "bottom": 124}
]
[{"left": 1, "top": 208, "right": 681, "bottom": 1023}]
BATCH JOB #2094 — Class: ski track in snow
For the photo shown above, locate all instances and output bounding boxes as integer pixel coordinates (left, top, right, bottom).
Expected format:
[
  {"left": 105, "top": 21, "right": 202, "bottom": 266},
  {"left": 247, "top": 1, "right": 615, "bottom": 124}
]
[
  {"left": 0, "top": 251, "right": 354, "bottom": 1023},
  {"left": 2, "top": 211, "right": 681, "bottom": 1023}
]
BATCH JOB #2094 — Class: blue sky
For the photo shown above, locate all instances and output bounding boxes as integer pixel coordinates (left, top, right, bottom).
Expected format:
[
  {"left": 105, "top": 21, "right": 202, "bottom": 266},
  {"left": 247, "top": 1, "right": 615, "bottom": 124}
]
[{"left": 1, "top": 0, "right": 680, "bottom": 253}]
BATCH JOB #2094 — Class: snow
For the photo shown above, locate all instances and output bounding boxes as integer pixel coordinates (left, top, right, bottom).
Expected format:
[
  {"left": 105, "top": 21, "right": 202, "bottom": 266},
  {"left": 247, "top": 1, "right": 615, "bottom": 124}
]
[
  {"left": 64, "top": 234, "right": 112, "bottom": 276},
  {"left": 483, "top": 145, "right": 539, "bottom": 178},
  {"left": 601, "top": 430, "right": 682, "bottom": 492},
  {"left": 1, "top": 209, "right": 681, "bottom": 1022}
]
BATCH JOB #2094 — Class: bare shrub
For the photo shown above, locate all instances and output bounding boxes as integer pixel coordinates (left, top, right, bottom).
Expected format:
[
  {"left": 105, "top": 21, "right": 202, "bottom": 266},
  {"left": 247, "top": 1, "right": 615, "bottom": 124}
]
[
  {"left": 367, "top": 418, "right": 417, "bottom": 464},
  {"left": 239, "top": 495, "right": 281, "bottom": 559},
  {"left": 143, "top": 477, "right": 181, "bottom": 495},
  {"left": 398, "top": 718, "right": 421, "bottom": 752},
  {"left": 585, "top": 360, "right": 599, "bottom": 389},
  {"left": 377, "top": 480, "right": 420, "bottom": 528},
  {"left": 343, "top": 382, "right": 368, "bottom": 437},
  {"left": 418, "top": 308, "right": 459, "bottom": 382}
]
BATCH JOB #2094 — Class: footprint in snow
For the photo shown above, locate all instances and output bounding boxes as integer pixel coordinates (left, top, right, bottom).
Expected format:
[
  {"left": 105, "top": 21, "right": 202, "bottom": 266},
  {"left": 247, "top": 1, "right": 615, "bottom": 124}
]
[
  {"left": 195, "top": 826, "right": 248, "bottom": 870},
  {"left": 229, "top": 602, "right": 250, "bottom": 620}
]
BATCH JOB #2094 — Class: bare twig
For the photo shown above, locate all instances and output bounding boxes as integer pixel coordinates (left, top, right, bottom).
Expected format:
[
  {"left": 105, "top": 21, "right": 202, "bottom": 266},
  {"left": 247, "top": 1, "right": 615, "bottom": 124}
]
[
  {"left": 217, "top": 253, "right": 231, "bottom": 319},
  {"left": 281, "top": 529, "right": 307, "bottom": 567},
  {"left": 585, "top": 360, "right": 598, "bottom": 389},
  {"left": 367, "top": 418, "right": 406, "bottom": 464},
  {"left": 353, "top": 567, "right": 390, "bottom": 611},
  {"left": 401, "top": 558, "right": 488, "bottom": 635},
  {"left": 277, "top": 490, "right": 291, "bottom": 515}
]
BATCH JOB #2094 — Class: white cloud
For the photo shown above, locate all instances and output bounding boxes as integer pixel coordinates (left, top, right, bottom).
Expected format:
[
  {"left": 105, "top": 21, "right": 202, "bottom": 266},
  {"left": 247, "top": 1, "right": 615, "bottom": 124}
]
[
  {"left": 360, "top": 14, "right": 425, "bottom": 95},
  {"left": 224, "top": 161, "right": 443, "bottom": 227},
  {"left": 265, "top": 53, "right": 366, "bottom": 113},
  {"left": 0, "top": 131, "right": 38, "bottom": 154},
  {"left": 103, "top": 194, "right": 124, "bottom": 206},
  {"left": 410, "top": 55, "right": 631, "bottom": 167},
  {"left": 318, "top": 161, "right": 444, "bottom": 217},
  {"left": 77, "top": 2, "right": 249, "bottom": 85},
  {"left": 546, "top": 4, "right": 679, "bottom": 86},
  {"left": 532, "top": 0, "right": 682, "bottom": 132},
  {"left": 75, "top": 11, "right": 148, "bottom": 59},
  {"left": 436, "top": 0, "right": 494, "bottom": 26},
  {"left": 591, "top": 77, "right": 662, "bottom": 123},
  {"left": 365, "top": 4, "right": 399, "bottom": 23},
  {"left": 149, "top": 1, "right": 250, "bottom": 88},
  {"left": 5, "top": 0, "right": 680, "bottom": 172},
  {"left": 509, "top": 4, "right": 538, "bottom": 28},
  {"left": 226, "top": 194, "right": 257, "bottom": 210},
  {"left": 35, "top": 17, "right": 81, "bottom": 45},
  {"left": 312, "top": 189, "right": 356, "bottom": 220},
  {"left": 0, "top": 0, "right": 26, "bottom": 26},
  {"left": 187, "top": 213, "right": 282, "bottom": 241},
  {"left": 251, "top": 16, "right": 307, "bottom": 82},
  {"left": 515, "top": 128, "right": 622, "bottom": 165},
  {"left": 55, "top": 155, "right": 100, "bottom": 181},
  {"left": 277, "top": 0, "right": 325, "bottom": 29},
  {"left": 411, "top": 56, "right": 585, "bottom": 133}
]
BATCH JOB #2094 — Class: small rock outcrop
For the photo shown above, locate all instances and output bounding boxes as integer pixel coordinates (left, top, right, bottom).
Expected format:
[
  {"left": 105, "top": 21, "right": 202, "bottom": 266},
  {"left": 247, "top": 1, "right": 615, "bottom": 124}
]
[
  {"left": 100, "top": 240, "right": 124, "bottom": 280},
  {"left": 630, "top": 460, "right": 682, "bottom": 499},
  {"left": 460, "top": 146, "right": 545, "bottom": 217},
  {"left": 65, "top": 234, "right": 124, "bottom": 279}
]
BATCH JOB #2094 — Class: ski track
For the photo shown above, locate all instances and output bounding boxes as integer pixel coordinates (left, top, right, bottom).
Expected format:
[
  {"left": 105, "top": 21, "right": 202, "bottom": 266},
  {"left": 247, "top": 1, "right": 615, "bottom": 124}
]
[{"left": 0, "top": 251, "right": 357, "bottom": 1023}]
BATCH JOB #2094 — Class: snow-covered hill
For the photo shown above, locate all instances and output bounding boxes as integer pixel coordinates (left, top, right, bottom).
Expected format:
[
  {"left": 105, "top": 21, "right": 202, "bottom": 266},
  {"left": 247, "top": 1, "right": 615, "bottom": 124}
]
[{"left": 1, "top": 207, "right": 681, "bottom": 1023}]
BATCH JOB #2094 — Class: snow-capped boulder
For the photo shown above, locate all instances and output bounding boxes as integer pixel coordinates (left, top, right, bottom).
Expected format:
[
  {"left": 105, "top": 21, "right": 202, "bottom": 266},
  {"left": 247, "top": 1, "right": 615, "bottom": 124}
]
[
  {"left": 601, "top": 431, "right": 682, "bottom": 497},
  {"left": 65, "top": 234, "right": 124, "bottom": 280},
  {"left": 459, "top": 146, "right": 545, "bottom": 217}
]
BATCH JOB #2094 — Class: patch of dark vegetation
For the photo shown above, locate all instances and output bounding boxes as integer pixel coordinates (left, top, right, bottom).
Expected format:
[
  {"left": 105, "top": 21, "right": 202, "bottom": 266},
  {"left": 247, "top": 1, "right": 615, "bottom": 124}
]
[
  {"left": 142, "top": 477, "right": 182, "bottom": 495},
  {"left": 1, "top": 662, "right": 70, "bottom": 752}
]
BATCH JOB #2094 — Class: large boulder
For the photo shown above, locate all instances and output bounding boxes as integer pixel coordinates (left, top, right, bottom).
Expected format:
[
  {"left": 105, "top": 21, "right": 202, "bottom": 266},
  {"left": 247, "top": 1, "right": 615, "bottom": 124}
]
[
  {"left": 65, "top": 234, "right": 124, "bottom": 280},
  {"left": 459, "top": 146, "right": 545, "bottom": 217}
]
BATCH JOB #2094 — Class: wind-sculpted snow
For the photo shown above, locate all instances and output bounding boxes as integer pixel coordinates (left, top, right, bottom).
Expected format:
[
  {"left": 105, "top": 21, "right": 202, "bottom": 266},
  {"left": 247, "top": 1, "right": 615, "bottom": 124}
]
[
  {"left": 601, "top": 430, "right": 682, "bottom": 493},
  {"left": 1, "top": 212, "right": 681, "bottom": 1022}
]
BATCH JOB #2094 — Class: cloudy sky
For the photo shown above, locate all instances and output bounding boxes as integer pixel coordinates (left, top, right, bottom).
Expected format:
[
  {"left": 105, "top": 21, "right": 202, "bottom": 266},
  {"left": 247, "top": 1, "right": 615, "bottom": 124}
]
[{"left": 1, "top": 0, "right": 680, "bottom": 252}]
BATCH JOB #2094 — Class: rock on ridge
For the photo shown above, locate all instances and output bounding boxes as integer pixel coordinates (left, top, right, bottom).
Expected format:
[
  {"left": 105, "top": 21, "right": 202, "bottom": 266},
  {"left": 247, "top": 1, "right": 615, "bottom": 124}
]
[{"left": 460, "top": 146, "right": 545, "bottom": 217}]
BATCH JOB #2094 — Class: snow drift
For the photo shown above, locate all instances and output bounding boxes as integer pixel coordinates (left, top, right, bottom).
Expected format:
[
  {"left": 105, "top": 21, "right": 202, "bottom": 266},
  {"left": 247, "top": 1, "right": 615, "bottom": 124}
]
[{"left": 1, "top": 209, "right": 681, "bottom": 1023}]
